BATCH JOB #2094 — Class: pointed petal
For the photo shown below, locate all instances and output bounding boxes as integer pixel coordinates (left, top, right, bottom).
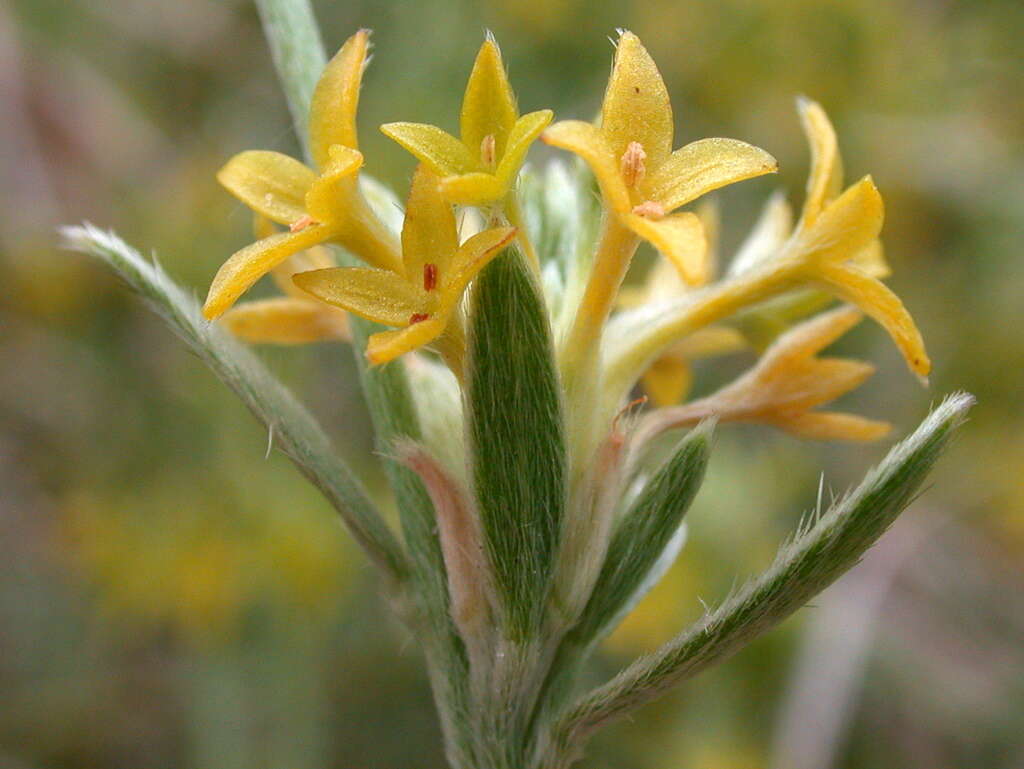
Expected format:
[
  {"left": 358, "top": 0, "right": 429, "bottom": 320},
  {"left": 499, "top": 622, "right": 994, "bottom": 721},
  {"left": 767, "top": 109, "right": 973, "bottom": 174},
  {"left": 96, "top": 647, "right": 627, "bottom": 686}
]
[
  {"left": 778, "top": 411, "right": 891, "bottom": 442},
  {"left": 494, "top": 109, "right": 554, "bottom": 188},
  {"left": 542, "top": 120, "right": 630, "bottom": 212},
  {"left": 853, "top": 239, "right": 890, "bottom": 278},
  {"left": 366, "top": 317, "right": 447, "bottom": 365},
  {"left": 797, "top": 97, "right": 844, "bottom": 227},
  {"left": 760, "top": 305, "right": 864, "bottom": 365},
  {"left": 271, "top": 245, "right": 335, "bottom": 298},
  {"left": 293, "top": 267, "right": 429, "bottom": 326},
  {"left": 645, "top": 138, "right": 778, "bottom": 212},
  {"left": 309, "top": 29, "right": 369, "bottom": 169},
  {"left": 798, "top": 176, "right": 884, "bottom": 265},
  {"left": 442, "top": 227, "right": 517, "bottom": 303},
  {"left": 728, "top": 190, "right": 794, "bottom": 277},
  {"left": 203, "top": 227, "right": 329, "bottom": 319},
  {"left": 402, "top": 165, "right": 458, "bottom": 283},
  {"left": 601, "top": 31, "right": 673, "bottom": 167},
  {"left": 220, "top": 297, "right": 349, "bottom": 344},
  {"left": 622, "top": 211, "right": 707, "bottom": 285},
  {"left": 642, "top": 355, "right": 692, "bottom": 406},
  {"left": 672, "top": 326, "right": 748, "bottom": 360},
  {"left": 814, "top": 263, "right": 930, "bottom": 379},
  {"left": 217, "top": 151, "right": 316, "bottom": 226},
  {"left": 460, "top": 37, "right": 519, "bottom": 158},
  {"left": 438, "top": 172, "right": 506, "bottom": 206},
  {"left": 775, "top": 357, "right": 877, "bottom": 411},
  {"left": 304, "top": 144, "right": 364, "bottom": 222},
  {"left": 379, "top": 122, "right": 477, "bottom": 177}
]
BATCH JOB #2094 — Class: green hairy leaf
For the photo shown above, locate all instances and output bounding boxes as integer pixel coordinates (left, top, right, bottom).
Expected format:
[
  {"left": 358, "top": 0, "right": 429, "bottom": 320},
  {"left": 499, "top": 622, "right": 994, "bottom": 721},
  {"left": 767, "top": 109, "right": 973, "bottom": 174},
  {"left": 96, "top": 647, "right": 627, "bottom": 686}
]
[
  {"left": 465, "top": 245, "right": 568, "bottom": 639},
  {"left": 61, "top": 223, "right": 407, "bottom": 585},
  {"left": 541, "top": 393, "right": 974, "bottom": 768},
  {"left": 570, "top": 421, "right": 712, "bottom": 647}
]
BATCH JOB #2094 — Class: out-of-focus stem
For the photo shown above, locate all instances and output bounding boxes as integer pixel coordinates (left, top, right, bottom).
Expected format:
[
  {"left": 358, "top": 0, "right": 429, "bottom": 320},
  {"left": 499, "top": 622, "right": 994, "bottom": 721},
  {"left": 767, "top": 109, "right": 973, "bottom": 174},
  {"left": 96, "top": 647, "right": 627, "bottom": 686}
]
[{"left": 253, "top": 0, "right": 326, "bottom": 159}]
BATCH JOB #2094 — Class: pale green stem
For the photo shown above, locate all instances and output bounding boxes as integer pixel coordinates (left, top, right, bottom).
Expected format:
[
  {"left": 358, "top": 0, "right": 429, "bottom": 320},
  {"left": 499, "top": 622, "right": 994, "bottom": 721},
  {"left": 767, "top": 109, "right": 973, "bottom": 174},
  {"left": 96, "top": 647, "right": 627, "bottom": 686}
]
[
  {"left": 252, "top": 3, "right": 478, "bottom": 764},
  {"left": 254, "top": 0, "right": 326, "bottom": 154}
]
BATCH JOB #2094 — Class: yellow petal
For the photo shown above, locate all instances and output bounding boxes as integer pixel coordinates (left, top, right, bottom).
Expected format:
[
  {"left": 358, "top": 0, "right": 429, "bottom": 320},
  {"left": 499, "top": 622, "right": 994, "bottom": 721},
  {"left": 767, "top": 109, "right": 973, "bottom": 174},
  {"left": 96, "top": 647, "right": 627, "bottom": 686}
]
[
  {"left": 600, "top": 31, "right": 673, "bottom": 168},
  {"left": 204, "top": 226, "right": 330, "bottom": 319},
  {"left": 797, "top": 176, "right": 884, "bottom": 266},
  {"left": 220, "top": 297, "right": 349, "bottom": 344},
  {"left": 695, "top": 199, "right": 720, "bottom": 282},
  {"left": 271, "top": 245, "right": 335, "bottom": 298},
  {"left": 402, "top": 165, "right": 458, "bottom": 284},
  {"left": 672, "top": 326, "right": 748, "bottom": 359},
  {"left": 494, "top": 109, "right": 554, "bottom": 188},
  {"left": 292, "top": 267, "right": 430, "bottom": 327},
  {"left": 777, "top": 411, "right": 891, "bottom": 442},
  {"left": 642, "top": 355, "right": 692, "bottom": 406},
  {"left": 853, "top": 239, "right": 890, "bottom": 278},
  {"left": 542, "top": 120, "right": 631, "bottom": 212},
  {"left": 252, "top": 213, "right": 277, "bottom": 241},
  {"left": 767, "top": 357, "right": 876, "bottom": 413},
  {"left": 814, "top": 263, "right": 931, "bottom": 380},
  {"left": 760, "top": 304, "right": 864, "bottom": 364},
  {"left": 380, "top": 122, "right": 477, "bottom": 176},
  {"left": 366, "top": 316, "right": 447, "bottom": 366},
  {"left": 622, "top": 211, "right": 707, "bottom": 285},
  {"left": 797, "top": 97, "right": 844, "bottom": 228},
  {"left": 438, "top": 172, "right": 506, "bottom": 206},
  {"left": 304, "top": 144, "right": 364, "bottom": 222},
  {"left": 442, "top": 227, "right": 517, "bottom": 304},
  {"left": 217, "top": 151, "right": 316, "bottom": 226},
  {"left": 644, "top": 138, "right": 778, "bottom": 212},
  {"left": 728, "top": 191, "right": 793, "bottom": 277},
  {"left": 309, "top": 29, "right": 369, "bottom": 169},
  {"left": 460, "top": 37, "right": 519, "bottom": 158}
]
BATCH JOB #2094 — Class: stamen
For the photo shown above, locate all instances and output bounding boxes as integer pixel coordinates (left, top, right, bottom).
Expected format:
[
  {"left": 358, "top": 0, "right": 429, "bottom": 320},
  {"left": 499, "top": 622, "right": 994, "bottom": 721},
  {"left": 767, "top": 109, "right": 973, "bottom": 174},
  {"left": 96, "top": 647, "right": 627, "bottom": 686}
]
[
  {"left": 289, "top": 214, "right": 318, "bottom": 233},
  {"left": 409, "top": 312, "right": 430, "bottom": 325},
  {"left": 423, "top": 263, "right": 438, "bottom": 291},
  {"left": 631, "top": 201, "right": 666, "bottom": 220},
  {"left": 620, "top": 141, "right": 647, "bottom": 188},
  {"left": 480, "top": 134, "right": 497, "bottom": 168}
]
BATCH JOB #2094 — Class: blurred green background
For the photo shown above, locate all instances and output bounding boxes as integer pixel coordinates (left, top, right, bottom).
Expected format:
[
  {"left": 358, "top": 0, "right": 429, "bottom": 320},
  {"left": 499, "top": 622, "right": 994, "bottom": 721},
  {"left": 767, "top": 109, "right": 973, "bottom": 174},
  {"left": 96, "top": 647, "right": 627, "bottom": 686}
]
[{"left": 2, "top": 0, "right": 1022, "bottom": 767}]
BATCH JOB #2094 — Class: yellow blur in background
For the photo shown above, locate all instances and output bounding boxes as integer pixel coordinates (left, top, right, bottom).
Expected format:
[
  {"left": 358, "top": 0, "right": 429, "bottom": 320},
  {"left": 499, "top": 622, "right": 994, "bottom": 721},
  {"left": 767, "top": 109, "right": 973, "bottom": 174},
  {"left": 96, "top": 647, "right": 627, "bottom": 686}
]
[{"left": 1, "top": 0, "right": 1022, "bottom": 767}]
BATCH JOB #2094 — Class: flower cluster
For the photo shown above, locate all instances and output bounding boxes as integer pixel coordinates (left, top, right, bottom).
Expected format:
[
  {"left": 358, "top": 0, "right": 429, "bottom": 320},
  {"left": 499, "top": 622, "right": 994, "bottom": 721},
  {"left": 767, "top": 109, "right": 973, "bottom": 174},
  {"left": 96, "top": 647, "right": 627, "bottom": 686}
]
[
  {"left": 206, "top": 27, "right": 927, "bottom": 445},
  {"left": 70, "top": 19, "right": 968, "bottom": 769}
]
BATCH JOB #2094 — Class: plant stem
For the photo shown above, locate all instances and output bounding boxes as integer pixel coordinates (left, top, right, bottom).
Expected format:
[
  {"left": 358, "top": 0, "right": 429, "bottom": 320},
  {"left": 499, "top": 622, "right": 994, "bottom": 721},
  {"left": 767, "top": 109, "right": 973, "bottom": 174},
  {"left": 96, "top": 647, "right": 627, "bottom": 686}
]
[{"left": 254, "top": 0, "right": 326, "bottom": 154}]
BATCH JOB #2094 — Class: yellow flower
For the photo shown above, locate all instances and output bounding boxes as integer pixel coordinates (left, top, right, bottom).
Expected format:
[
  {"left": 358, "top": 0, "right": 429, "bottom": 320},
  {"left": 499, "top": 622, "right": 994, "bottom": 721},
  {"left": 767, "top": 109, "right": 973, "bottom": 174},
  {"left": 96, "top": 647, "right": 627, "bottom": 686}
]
[
  {"left": 218, "top": 216, "right": 350, "bottom": 344},
  {"left": 783, "top": 98, "right": 930, "bottom": 380},
  {"left": 542, "top": 31, "right": 777, "bottom": 284},
  {"left": 381, "top": 36, "right": 553, "bottom": 206},
  {"left": 638, "top": 306, "right": 891, "bottom": 443},
  {"left": 294, "top": 166, "right": 515, "bottom": 366},
  {"left": 204, "top": 30, "right": 402, "bottom": 320},
  {"left": 620, "top": 203, "right": 746, "bottom": 406}
]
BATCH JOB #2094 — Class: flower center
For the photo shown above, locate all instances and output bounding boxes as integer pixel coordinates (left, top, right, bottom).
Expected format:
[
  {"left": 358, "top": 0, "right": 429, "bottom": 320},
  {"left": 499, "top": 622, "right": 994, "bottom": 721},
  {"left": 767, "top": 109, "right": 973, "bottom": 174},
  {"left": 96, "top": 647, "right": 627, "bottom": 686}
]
[
  {"left": 480, "top": 134, "right": 497, "bottom": 169},
  {"left": 620, "top": 141, "right": 647, "bottom": 188}
]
